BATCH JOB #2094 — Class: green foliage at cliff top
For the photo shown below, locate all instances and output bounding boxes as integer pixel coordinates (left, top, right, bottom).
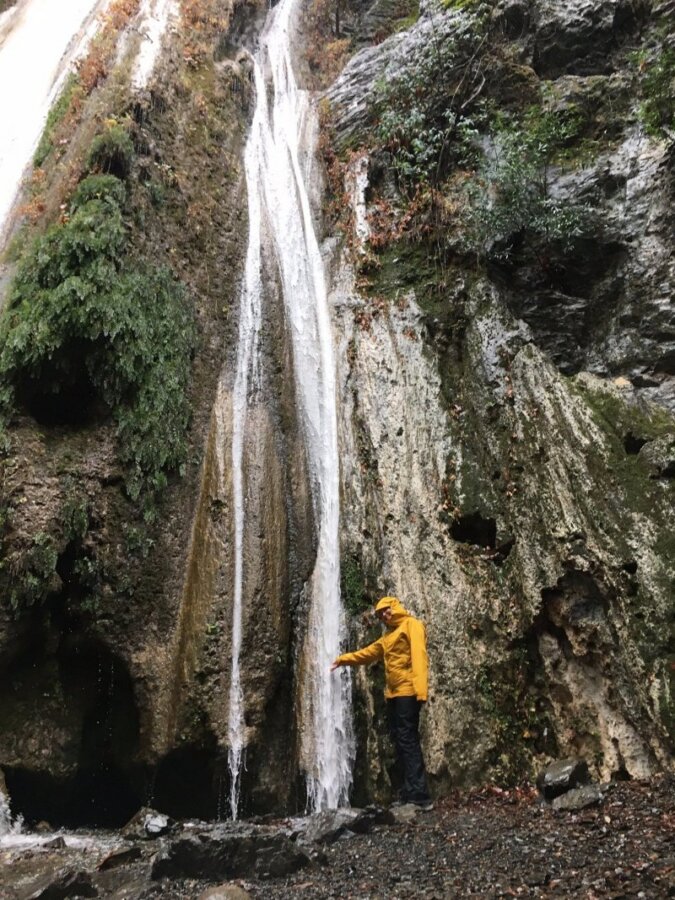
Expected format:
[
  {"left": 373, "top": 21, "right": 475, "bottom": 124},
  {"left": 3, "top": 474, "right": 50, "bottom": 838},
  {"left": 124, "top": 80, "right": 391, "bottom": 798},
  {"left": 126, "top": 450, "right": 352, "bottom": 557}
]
[
  {"left": 375, "top": 16, "right": 485, "bottom": 188},
  {"left": 0, "top": 171, "right": 195, "bottom": 501}
]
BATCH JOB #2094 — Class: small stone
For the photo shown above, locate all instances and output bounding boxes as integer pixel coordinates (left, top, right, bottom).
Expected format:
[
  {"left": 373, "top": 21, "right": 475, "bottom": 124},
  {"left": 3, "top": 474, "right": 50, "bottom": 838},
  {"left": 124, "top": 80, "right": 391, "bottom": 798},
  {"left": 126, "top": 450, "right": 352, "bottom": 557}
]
[
  {"left": 552, "top": 784, "right": 605, "bottom": 811},
  {"left": 198, "top": 886, "right": 252, "bottom": 900},
  {"left": 144, "top": 813, "right": 170, "bottom": 836},
  {"left": 43, "top": 836, "right": 66, "bottom": 850},
  {"left": 122, "top": 806, "right": 172, "bottom": 840},
  {"left": 388, "top": 803, "right": 421, "bottom": 824}
]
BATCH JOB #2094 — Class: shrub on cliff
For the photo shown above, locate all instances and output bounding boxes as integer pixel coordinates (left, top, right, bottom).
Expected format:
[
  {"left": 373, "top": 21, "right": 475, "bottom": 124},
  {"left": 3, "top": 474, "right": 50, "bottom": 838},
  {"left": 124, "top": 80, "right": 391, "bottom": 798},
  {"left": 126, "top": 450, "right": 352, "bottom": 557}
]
[
  {"left": 634, "top": 45, "right": 675, "bottom": 138},
  {"left": 464, "top": 106, "right": 595, "bottom": 261},
  {"left": 0, "top": 173, "right": 195, "bottom": 501},
  {"left": 374, "top": 13, "right": 486, "bottom": 189}
]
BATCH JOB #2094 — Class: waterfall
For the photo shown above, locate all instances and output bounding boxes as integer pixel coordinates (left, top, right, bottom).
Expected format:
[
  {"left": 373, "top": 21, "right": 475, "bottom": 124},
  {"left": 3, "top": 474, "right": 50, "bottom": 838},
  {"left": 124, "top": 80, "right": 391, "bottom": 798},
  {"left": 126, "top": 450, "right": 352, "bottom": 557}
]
[
  {"left": 0, "top": 0, "right": 109, "bottom": 251},
  {"left": 227, "top": 0, "right": 354, "bottom": 817}
]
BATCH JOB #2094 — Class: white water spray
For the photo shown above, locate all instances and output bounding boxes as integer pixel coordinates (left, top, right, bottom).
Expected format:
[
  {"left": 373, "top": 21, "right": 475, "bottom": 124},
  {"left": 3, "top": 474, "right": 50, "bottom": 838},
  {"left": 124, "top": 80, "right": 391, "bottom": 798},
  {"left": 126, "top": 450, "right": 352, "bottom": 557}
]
[{"left": 227, "top": 0, "right": 353, "bottom": 817}]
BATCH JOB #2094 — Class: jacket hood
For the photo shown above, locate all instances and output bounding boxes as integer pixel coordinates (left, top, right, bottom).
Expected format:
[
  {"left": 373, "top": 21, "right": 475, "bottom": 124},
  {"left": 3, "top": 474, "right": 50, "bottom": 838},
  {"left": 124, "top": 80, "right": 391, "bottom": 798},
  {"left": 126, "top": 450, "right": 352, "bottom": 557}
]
[{"left": 375, "top": 596, "right": 409, "bottom": 626}]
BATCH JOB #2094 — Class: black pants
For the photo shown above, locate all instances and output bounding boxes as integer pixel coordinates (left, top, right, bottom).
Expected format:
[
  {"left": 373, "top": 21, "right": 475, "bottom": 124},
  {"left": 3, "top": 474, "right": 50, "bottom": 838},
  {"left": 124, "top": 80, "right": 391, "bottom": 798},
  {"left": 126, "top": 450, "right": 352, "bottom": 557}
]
[{"left": 386, "top": 696, "right": 431, "bottom": 803}]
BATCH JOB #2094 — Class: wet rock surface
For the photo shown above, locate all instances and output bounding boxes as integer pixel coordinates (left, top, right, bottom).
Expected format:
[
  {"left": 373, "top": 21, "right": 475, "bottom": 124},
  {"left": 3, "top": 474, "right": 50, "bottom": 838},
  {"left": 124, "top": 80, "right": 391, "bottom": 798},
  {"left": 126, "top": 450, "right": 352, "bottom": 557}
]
[
  {"left": 1, "top": 777, "right": 673, "bottom": 898},
  {"left": 150, "top": 822, "right": 312, "bottom": 881},
  {"left": 551, "top": 783, "right": 609, "bottom": 811}
]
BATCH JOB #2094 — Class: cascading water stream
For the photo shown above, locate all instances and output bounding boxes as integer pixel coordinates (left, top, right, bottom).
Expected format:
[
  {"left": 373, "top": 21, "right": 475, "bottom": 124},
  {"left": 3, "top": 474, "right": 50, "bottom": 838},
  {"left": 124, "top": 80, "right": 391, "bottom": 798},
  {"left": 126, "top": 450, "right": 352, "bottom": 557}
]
[
  {"left": 227, "top": 0, "right": 354, "bottom": 818},
  {"left": 0, "top": 0, "right": 111, "bottom": 251}
]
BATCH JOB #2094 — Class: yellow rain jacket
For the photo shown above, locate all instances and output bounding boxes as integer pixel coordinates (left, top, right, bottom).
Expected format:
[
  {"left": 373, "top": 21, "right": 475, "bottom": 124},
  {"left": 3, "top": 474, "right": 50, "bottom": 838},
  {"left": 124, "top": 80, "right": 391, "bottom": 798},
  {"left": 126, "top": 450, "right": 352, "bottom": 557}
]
[{"left": 335, "top": 597, "right": 428, "bottom": 701}]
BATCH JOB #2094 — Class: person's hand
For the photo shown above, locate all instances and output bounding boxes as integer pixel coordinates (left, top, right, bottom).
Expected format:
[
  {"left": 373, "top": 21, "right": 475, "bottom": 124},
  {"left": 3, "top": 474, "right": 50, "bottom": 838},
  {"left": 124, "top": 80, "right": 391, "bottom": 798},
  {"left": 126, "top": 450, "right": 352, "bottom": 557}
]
[{"left": 330, "top": 660, "right": 341, "bottom": 672}]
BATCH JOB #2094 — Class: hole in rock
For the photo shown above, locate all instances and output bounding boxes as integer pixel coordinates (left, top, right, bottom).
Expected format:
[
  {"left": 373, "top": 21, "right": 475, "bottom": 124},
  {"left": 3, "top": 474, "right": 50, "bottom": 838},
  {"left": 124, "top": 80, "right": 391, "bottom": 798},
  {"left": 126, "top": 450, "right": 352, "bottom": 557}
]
[
  {"left": 1, "top": 638, "right": 141, "bottom": 828},
  {"left": 624, "top": 432, "right": 647, "bottom": 454},
  {"left": 621, "top": 560, "right": 638, "bottom": 574},
  {"left": 450, "top": 511, "right": 497, "bottom": 548},
  {"left": 15, "top": 341, "right": 110, "bottom": 429},
  {"left": 152, "top": 740, "right": 221, "bottom": 821}
]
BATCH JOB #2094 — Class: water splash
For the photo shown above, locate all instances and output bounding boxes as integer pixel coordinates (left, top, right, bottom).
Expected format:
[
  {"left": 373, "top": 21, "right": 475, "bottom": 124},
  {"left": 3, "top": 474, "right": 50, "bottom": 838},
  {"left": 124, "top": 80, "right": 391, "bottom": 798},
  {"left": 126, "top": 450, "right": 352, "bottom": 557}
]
[
  {"left": 227, "top": 0, "right": 353, "bottom": 817},
  {"left": 0, "top": 791, "right": 21, "bottom": 838}
]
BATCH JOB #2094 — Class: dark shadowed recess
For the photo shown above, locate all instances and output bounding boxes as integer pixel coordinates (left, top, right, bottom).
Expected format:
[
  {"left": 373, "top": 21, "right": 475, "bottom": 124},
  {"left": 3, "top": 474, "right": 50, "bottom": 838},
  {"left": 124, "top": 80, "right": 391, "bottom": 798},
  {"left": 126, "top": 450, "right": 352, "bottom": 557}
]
[
  {"left": 151, "top": 739, "right": 225, "bottom": 821},
  {"left": 14, "top": 338, "right": 112, "bottom": 429},
  {"left": 450, "top": 511, "right": 497, "bottom": 548},
  {"left": 2, "top": 636, "right": 142, "bottom": 828}
]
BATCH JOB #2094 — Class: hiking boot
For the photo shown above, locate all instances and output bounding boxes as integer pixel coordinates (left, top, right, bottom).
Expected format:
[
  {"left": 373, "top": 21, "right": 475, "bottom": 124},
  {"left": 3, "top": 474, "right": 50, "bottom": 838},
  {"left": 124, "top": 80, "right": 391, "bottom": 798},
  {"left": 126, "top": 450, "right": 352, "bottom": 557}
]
[{"left": 413, "top": 800, "right": 434, "bottom": 811}]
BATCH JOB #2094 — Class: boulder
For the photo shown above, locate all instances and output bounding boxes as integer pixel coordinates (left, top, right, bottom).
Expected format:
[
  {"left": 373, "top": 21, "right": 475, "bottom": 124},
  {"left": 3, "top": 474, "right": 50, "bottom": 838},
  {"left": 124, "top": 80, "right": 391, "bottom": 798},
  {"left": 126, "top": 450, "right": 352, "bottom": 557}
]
[
  {"left": 301, "top": 808, "right": 361, "bottom": 844},
  {"left": 638, "top": 437, "right": 675, "bottom": 479},
  {"left": 96, "top": 846, "right": 143, "bottom": 872},
  {"left": 531, "top": 0, "right": 650, "bottom": 77},
  {"left": 43, "top": 836, "right": 67, "bottom": 850},
  {"left": 122, "top": 807, "right": 172, "bottom": 840},
  {"left": 537, "top": 758, "right": 590, "bottom": 799},
  {"left": 151, "top": 823, "right": 311, "bottom": 881},
  {"left": 348, "top": 806, "right": 396, "bottom": 833}
]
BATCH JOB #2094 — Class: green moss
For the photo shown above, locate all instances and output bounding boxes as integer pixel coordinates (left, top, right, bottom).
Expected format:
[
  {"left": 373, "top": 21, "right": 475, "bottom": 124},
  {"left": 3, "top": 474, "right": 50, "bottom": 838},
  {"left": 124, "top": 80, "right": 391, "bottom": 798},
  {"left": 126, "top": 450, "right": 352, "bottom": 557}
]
[
  {"left": 34, "top": 73, "right": 80, "bottom": 168},
  {"left": 475, "top": 648, "right": 558, "bottom": 784},
  {"left": 441, "top": 0, "right": 481, "bottom": 8},
  {"left": 393, "top": 0, "right": 420, "bottom": 31},
  {"left": 634, "top": 45, "right": 675, "bottom": 138},
  {"left": 341, "top": 555, "right": 369, "bottom": 615}
]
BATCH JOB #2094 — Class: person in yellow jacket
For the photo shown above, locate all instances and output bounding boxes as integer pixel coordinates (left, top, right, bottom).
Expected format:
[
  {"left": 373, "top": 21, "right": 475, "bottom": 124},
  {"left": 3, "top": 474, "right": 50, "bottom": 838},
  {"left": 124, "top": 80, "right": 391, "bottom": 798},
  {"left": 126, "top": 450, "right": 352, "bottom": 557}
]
[{"left": 331, "top": 596, "right": 433, "bottom": 810}]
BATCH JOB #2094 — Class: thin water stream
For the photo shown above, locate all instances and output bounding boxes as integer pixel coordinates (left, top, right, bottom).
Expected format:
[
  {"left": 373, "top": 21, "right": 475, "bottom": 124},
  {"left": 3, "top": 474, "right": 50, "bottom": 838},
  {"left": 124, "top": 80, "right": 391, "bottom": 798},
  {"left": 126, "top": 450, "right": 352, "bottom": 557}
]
[{"left": 228, "top": 0, "right": 353, "bottom": 817}]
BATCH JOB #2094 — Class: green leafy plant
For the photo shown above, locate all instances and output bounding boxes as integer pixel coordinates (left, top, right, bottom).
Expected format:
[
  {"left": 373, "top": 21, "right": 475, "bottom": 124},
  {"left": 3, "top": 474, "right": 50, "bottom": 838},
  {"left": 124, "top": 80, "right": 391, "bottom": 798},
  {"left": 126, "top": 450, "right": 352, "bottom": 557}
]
[
  {"left": 374, "top": 17, "right": 486, "bottom": 190},
  {"left": 0, "top": 170, "right": 195, "bottom": 500},
  {"left": 635, "top": 46, "right": 675, "bottom": 138},
  {"left": 86, "top": 122, "right": 135, "bottom": 177},
  {"left": 60, "top": 487, "right": 89, "bottom": 542},
  {"left": 464, "top": 106, "right": 595, "bottom": 260},
  {"left": 34, "top": 73, "right": 80, "bottom": 167}
]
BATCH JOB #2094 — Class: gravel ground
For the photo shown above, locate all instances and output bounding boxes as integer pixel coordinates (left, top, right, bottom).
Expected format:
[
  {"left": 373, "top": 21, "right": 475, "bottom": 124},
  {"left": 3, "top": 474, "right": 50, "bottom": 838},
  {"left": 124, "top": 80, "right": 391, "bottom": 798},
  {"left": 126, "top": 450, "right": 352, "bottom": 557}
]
[
  {"left": 2, "top": 775, "right": 673, "bottom": 898},
  {"left": 246, "top": 775, "right": 675, "bottom": 899}
]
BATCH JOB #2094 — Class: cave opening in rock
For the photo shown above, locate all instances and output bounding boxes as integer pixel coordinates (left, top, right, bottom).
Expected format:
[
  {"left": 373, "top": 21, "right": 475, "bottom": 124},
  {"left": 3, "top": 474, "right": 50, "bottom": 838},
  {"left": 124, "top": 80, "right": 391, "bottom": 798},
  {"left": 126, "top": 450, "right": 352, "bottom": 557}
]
[
  {"left": 624, "top": 432, "right": 647, "bottom": 454},
  {"left": 450, "top": 511, "right": 497, "bottom": 548},
  {"left": 1, "top": 637, "right": 141, "bottom": 828},
  {"left": 14, "top": 339, "right": 110, "bottom": 429}
]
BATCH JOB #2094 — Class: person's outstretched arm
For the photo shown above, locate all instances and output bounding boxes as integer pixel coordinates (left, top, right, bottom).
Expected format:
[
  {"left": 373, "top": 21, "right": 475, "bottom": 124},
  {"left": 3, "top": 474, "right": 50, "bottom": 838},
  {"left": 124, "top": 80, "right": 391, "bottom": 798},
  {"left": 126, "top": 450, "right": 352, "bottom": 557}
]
[
  {"left": 408, "top": 619, "right": 428, "bottom": 701},
  {"left": 332, "top": 638, "right": 384, "bottom": 670}
]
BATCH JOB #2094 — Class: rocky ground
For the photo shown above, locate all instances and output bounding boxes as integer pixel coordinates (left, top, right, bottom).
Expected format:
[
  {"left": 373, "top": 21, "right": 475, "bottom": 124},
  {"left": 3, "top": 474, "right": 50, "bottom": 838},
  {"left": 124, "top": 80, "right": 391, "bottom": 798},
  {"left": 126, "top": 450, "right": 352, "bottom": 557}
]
[{"left": 1, "top": 774, "right": 673, "bottom": 899}]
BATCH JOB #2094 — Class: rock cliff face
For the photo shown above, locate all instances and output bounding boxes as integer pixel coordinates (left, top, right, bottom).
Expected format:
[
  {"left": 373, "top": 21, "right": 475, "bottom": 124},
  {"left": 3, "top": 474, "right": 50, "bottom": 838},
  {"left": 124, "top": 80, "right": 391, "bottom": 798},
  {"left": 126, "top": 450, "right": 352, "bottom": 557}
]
[
  {"left": 326, "top": 0, "right": 674, "bottom": 794},
  {"left": 0, "top": 0, "right": 672, "bottom": 827}
]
